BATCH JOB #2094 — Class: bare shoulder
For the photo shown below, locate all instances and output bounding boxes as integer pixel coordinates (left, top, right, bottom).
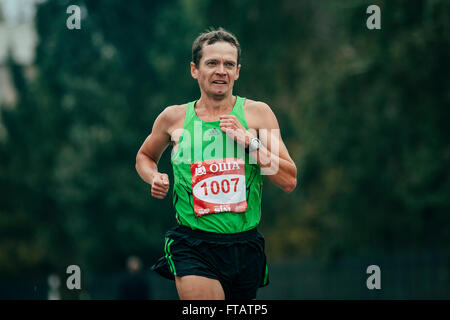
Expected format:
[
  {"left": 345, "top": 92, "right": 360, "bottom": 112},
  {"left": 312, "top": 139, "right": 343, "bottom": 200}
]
[
  {"left": 243, "top": 98, "right": 278, "bottom": 129},
  {"left": 159, "top": 104, "right": 187, "bottom": 123},
  {"left": 244, "top": 99, "right": 272, "bottom": 113},
  {"left": 154, "top": 104, "right": 186, "bottom": 132}
]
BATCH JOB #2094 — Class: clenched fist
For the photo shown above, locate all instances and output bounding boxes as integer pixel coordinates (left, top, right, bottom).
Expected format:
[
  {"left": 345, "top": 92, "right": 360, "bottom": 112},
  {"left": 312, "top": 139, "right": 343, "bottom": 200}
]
[{"left": 151, "top": 173, "right": 170, "bottom": 199}]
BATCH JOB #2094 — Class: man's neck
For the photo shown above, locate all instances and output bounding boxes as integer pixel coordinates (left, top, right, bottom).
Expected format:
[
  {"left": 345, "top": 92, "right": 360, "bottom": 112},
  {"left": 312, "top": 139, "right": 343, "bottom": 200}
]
[{"left": 196, "top": 93, "right": 236, "bottom": 117}]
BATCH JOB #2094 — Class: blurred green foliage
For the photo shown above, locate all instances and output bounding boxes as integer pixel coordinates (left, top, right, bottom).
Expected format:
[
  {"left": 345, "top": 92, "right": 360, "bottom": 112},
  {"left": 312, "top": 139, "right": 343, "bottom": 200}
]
[{"left": 0, "top": 0, "right": 449, "bottom": 286}]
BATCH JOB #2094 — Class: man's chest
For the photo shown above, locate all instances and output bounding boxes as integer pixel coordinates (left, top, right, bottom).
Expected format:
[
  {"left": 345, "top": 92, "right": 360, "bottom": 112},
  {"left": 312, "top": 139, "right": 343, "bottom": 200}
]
[{"left": 168, "top": 108, "right": 260, "bottom": 147}]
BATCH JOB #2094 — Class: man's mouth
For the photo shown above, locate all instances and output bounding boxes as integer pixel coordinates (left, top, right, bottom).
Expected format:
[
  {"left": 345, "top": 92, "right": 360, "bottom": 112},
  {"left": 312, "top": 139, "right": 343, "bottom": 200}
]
[{"left": 212, "top": 81, "right": 227, "bottom": 84}]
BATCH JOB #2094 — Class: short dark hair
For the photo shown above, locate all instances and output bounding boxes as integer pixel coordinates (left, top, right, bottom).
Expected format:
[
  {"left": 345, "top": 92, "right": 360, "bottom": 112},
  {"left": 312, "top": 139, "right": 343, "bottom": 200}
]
[{"left": 192, "top": 27, "right": 241, "bottom": 67}]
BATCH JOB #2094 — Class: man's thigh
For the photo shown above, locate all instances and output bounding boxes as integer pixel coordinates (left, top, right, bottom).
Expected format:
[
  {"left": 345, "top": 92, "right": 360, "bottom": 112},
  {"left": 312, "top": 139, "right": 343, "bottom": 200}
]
[{"left": 175, "top": 275, "right": 225, "bottom": 300}]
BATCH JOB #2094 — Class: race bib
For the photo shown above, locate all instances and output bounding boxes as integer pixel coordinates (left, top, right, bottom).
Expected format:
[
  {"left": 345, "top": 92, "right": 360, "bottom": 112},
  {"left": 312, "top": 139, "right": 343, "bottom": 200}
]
[{"left": 191, "top": 158, "right": 247, "bottom": 217}]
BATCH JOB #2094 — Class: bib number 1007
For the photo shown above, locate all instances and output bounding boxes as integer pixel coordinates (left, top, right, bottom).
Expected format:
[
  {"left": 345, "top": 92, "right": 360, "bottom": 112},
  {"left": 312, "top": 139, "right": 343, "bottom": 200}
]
[{"left": 200, "top": 177, "right": 240, "bottom": 196}]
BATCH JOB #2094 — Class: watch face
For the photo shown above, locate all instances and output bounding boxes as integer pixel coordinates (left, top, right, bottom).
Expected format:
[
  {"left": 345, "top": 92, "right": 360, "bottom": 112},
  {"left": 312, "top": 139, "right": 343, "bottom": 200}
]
[{"left": 250, "top": 138, "right": 261, "bottom": 151}]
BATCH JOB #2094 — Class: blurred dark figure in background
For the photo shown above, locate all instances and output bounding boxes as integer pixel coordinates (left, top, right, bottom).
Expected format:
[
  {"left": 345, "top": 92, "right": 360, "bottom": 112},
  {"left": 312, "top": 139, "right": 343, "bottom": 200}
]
[{"left": 118, "top": 256, "right": 150, "bottom": 300}]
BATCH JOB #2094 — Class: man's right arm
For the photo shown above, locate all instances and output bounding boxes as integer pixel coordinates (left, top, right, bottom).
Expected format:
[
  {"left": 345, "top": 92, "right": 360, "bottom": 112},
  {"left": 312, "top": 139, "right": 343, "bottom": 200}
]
[{"left": 135, "top": 107, "right": 174, "bottom": 199}]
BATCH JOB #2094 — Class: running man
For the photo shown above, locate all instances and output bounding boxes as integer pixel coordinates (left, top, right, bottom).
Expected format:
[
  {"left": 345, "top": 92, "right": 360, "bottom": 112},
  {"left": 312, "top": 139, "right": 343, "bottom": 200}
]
[{"left": 135, "top": 27, "right": 297, "bottom": 300}]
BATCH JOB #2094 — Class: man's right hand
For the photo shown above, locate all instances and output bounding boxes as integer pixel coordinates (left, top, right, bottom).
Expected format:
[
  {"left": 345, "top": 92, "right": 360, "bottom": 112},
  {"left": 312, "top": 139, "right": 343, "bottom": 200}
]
[{"left": 151, "top": 173, "right": 170, "bottom": 199}]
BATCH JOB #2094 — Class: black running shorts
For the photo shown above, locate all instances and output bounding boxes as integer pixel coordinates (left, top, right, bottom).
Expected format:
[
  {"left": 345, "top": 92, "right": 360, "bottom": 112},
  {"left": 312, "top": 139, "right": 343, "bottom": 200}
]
[{"left": 151, "top": 225, "right": 269, "bottom": 300}]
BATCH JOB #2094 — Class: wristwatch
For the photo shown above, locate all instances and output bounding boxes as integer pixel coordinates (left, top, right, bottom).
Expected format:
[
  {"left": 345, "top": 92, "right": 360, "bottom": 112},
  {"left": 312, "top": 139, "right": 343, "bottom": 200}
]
[{"left": 247, "top": 137, "right": 262, "bottom": 153}]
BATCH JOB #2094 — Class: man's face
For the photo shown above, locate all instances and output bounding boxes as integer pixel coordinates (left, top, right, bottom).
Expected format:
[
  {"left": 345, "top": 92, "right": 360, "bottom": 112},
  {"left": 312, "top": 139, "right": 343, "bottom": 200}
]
[{"left": 191, "top": 41, "right": 241, "bottom": 99}]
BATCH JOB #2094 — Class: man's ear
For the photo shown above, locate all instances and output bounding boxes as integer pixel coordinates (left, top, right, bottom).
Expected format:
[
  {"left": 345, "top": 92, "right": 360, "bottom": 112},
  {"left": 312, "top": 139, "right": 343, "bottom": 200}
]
[
  {"left": 190, "top": 62, "right": 198, "bottom": 79},
  {"left": 234, "top": 64, "right": 241, "bottom": 80}
]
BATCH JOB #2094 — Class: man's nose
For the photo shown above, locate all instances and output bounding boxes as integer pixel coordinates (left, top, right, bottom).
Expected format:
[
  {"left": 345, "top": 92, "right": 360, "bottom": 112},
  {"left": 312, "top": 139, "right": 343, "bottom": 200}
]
[{"left": 216, "top": 63, "right": 226, "bottom": 74}]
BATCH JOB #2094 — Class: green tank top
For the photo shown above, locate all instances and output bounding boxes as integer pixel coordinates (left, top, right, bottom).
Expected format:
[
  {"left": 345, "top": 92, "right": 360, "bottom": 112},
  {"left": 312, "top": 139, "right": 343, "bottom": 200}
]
[{"left": 171, "top": 96, "right": 263, "bottom": 233}]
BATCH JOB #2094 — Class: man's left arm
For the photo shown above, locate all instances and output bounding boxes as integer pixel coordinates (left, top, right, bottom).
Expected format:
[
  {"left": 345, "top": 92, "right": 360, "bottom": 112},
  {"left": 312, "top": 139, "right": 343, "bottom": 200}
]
[{"left": 220, "top": 103, "right": 297, "bottom": 193}]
